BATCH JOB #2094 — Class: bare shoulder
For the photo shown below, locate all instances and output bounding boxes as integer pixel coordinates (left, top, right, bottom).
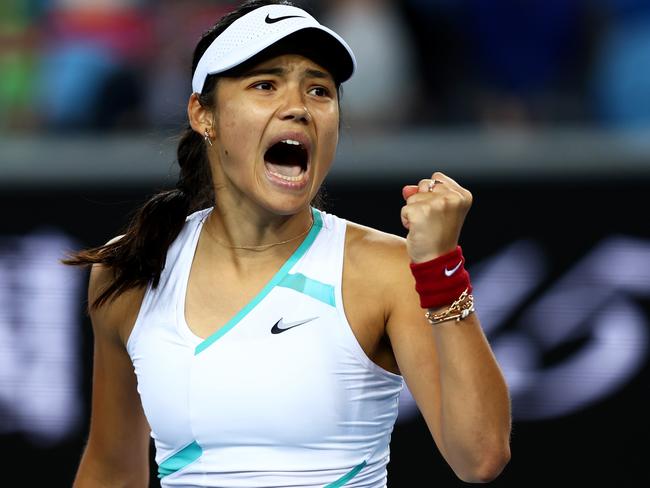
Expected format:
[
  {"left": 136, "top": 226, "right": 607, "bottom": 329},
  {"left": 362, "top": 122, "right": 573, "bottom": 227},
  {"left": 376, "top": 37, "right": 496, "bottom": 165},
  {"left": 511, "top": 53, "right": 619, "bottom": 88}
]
[
  {"left": 341, "top": 221, "right": 417, "bottom": 374},
  {"left": 343, "top": 220, "right": 418, "bottom": 315},
  {"left": 345, "top": 221, "right": 411, "bottom": 276},
  {"left": 88, "top": 234, "right": 146, "bottom": 347}
]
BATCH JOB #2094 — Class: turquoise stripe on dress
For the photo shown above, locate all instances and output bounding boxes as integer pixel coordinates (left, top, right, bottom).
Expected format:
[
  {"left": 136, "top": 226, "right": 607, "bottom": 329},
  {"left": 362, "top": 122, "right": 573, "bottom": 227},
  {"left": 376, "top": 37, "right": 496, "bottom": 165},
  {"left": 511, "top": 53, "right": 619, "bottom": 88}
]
[
  {"left": 324, "top": 461, "right": 367, "bottom": 487},
  {"left": 278, "top": 272, "right": 335, "bottom": 307},
  {"left": 195, "top": 208, "right": 323, "bottom": 355},
  {"left": 158, "top": 440, "right": 203, "bottom": 478}
]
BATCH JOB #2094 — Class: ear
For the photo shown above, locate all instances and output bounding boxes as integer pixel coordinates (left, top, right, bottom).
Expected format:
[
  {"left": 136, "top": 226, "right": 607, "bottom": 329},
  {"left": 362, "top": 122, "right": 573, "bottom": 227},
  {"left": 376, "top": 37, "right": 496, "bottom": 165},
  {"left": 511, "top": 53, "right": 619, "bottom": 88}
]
[{"left": 187, "top": 93, "right": 214, "bottom": 138}]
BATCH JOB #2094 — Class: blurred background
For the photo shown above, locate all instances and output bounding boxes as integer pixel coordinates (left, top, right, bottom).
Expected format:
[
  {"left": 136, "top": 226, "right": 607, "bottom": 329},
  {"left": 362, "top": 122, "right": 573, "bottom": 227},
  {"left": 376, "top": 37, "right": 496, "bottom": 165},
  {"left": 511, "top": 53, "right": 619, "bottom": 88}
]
[{"left": 1, "top": 0, "right": 649, "bottom": 486}]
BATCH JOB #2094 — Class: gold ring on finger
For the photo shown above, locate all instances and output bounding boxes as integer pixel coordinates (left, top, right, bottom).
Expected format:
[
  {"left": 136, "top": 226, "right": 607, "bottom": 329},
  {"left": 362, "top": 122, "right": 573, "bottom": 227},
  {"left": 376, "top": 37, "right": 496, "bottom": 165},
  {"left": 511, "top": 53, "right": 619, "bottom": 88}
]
[{"left": 428, "top": 179, "right": 443, "bottom": 191}]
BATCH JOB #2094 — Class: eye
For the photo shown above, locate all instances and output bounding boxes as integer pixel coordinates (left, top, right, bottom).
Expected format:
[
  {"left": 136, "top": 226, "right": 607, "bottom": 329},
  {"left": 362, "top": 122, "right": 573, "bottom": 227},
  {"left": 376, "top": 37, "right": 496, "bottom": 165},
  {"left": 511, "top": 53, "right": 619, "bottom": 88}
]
[
  {"left": 252, "top": 81, "right": 274, "bottom": 91},
  {"left": 309, "top": 86, "right": 331, "bottom": 98}
]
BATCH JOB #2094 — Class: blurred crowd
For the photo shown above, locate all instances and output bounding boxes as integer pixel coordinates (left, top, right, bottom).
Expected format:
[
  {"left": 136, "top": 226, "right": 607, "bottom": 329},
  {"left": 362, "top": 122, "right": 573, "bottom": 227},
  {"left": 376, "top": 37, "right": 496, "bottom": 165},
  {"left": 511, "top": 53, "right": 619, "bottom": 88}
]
[{"left": 2, "top": 0, "right": 650, "bottom": 133}]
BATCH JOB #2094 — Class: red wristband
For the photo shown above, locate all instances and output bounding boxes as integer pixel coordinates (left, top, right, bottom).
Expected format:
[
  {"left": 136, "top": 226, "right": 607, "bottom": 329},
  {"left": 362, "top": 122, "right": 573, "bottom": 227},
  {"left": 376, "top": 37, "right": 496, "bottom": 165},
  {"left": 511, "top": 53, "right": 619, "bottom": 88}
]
[{"left": 409, "top": 246, "right": 472, "bottom": 309}]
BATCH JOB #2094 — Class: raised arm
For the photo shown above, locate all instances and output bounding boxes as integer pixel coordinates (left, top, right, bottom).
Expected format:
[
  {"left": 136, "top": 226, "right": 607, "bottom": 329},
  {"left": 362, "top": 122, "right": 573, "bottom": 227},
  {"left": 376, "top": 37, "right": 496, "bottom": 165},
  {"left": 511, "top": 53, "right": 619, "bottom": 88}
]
[
  {"left": 386, "top": 172, "right": 511, "bottom": 482},
  {"left": 73, "top": 261, "right": 151, "bottom": 487}
]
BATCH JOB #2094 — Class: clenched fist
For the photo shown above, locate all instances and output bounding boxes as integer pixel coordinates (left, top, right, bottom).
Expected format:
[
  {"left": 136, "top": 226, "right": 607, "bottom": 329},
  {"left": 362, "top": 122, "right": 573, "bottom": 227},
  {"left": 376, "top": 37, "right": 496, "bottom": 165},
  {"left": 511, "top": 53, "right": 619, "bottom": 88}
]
[{"left": 401, "top": 172, "right": 473, "bottom": 263}]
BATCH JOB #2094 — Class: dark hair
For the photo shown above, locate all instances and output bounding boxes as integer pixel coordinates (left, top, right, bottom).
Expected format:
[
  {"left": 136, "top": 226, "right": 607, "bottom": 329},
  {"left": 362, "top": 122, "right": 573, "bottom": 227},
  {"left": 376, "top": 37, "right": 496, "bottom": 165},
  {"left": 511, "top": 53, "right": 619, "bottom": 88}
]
[{"left": 61, "top": 0, "right": 334, "bottom": 309}]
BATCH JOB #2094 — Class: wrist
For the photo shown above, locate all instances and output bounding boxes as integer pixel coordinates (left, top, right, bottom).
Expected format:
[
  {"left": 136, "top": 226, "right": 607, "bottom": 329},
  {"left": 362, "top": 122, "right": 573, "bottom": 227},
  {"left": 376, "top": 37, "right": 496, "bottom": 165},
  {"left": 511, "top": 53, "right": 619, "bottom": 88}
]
[
  {"left": 410, "top": 249, "right": 456, "bottom": 264},
  {"left": 410, "top": 244, "right": 459, "bottom": 264},
  {"left": 409, "top": 245, "right": 472, "bottom": 310}
]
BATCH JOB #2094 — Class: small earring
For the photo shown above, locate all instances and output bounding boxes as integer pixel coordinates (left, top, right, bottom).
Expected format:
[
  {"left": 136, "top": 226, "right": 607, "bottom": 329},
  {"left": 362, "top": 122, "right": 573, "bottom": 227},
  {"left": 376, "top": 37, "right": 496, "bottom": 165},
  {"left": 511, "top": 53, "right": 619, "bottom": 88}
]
[{"left": 204, "top": 129, "right": 213, "bottom": 147}]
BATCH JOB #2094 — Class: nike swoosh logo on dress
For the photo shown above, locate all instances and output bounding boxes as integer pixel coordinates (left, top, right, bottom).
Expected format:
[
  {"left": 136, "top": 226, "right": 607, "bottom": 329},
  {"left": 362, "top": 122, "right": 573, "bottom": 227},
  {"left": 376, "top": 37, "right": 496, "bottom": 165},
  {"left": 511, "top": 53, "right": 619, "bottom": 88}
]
[
  {"left": 271, "top": 316, "right": 319, "bottom": 334},
  {"left": 444, "top": 261, "right": 463, "bottom": 277},
  {"left": 265, "top": 14, "right": 305, "bottom": 24}
]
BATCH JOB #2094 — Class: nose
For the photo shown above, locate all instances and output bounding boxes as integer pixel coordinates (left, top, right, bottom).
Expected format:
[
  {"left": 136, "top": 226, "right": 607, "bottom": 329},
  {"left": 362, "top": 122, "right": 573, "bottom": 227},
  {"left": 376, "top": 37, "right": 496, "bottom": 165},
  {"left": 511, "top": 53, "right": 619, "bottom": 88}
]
[{"left": 277, "top": 89, "right": 311, "bottom": 124}]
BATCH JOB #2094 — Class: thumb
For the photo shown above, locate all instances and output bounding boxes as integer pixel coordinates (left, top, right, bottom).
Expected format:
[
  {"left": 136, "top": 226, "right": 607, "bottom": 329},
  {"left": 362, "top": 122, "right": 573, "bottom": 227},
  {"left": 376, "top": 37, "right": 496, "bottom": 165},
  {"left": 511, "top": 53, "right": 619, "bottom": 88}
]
[{"left": 402, "top": 185, "right": 419, "bottom": 201}]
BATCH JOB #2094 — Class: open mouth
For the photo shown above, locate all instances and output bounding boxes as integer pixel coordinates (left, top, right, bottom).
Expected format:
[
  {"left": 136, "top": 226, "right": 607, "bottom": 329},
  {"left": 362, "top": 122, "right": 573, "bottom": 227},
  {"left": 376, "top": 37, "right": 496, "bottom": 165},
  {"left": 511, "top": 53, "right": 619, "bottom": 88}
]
[{"left": 264, "top": 139, "right": 309, "bottom": 183}]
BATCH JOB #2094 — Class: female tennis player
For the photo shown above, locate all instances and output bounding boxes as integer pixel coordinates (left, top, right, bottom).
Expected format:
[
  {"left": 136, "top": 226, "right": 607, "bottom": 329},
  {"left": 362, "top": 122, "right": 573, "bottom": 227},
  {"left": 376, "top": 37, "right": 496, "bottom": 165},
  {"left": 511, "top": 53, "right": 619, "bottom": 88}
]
[{"left": 66, "top": 1, "right": 511, "bottom": 486}]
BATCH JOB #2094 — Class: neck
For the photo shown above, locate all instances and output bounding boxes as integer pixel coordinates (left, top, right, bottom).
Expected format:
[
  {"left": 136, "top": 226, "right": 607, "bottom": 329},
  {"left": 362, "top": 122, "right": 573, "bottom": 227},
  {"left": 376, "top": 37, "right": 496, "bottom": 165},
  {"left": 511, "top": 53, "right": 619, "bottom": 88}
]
[{"left": 204, "top": 204, "right": 314, "bottom": 253}]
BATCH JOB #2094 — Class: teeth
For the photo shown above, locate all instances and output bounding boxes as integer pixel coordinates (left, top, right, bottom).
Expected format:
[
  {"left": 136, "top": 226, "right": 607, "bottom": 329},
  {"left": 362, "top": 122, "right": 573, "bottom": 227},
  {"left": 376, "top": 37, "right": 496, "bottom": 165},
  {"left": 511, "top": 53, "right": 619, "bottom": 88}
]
[
  {"left": 281, "top": 139, "right": 302, "bottom": 146},
  {"left": 268, "top": 169, "right": 304, "bottom": 182}
]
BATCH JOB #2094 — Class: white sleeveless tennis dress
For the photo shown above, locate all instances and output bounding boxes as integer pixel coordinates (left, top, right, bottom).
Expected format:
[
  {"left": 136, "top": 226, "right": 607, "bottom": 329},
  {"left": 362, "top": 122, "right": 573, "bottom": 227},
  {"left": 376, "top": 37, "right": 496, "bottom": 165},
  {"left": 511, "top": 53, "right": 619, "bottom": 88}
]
[{"left": 126, "top": 207, "right": 404, "bottom": 487}]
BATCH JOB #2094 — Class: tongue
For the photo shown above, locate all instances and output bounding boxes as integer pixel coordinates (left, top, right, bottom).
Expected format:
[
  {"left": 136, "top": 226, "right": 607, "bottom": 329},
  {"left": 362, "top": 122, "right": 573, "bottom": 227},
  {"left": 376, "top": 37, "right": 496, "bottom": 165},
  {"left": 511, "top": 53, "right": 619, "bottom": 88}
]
[{"left": 265, "top": 162, "right": 302, "bottom": 177}]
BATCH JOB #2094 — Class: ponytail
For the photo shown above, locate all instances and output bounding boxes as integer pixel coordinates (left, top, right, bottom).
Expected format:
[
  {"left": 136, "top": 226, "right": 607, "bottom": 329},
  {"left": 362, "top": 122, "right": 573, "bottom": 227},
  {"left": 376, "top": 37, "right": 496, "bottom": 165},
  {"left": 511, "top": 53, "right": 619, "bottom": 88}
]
[{"left": 61, "top": 126, "right": 213, "bottom": 309}]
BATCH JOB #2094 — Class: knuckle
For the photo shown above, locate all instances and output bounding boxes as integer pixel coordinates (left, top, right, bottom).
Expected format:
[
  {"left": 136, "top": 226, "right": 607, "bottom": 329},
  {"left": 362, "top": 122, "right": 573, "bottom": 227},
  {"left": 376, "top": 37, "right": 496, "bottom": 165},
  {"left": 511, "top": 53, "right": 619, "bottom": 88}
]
[
  {"left": 442, "top": 194, "right": 456, "bottom": 206},
  {"left": 430, "top": 197, "right": 447, "bottom": 211},
  {"left": 436, "top": 193, "right": 462, "bottom": 211},
  {"left": 410, "top": 193, "right": 428, "bottom": 204}
]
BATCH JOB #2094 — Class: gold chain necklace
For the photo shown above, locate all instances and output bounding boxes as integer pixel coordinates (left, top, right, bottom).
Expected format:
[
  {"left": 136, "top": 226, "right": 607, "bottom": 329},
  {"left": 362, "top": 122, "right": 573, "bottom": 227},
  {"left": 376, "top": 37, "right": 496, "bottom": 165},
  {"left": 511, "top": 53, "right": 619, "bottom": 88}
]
[{"left": 202, "top": 214, "right": 314, "bottom": 252}]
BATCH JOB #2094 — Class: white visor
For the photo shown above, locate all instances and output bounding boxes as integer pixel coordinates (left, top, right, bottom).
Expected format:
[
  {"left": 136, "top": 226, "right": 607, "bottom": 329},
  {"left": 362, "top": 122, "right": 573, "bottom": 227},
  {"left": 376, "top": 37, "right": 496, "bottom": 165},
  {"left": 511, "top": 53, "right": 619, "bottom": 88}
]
[{"left": 192, "top": 4, "right": 356, "bottom": 94}]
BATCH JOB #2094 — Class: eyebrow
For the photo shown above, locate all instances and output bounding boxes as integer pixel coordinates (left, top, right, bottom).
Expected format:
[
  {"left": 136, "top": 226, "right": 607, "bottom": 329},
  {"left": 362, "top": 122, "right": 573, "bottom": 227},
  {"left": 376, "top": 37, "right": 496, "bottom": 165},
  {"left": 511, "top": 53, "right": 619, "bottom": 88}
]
[
  {"left": 241, "top": 67, "right": 333, "bottom": 81},
  {"left": 305, "top": 69, "right": 331, "bottom": 80},
  {"left": 242, "top": 67, "right": 285, "bottom": 78}
]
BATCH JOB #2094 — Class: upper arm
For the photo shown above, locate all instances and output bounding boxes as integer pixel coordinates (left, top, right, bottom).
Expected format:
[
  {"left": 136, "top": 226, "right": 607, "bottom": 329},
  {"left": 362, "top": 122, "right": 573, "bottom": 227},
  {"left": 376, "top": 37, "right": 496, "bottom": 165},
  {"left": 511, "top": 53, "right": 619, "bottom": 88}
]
[
  {"left": 74, "top": 256, "right": 150, "bottom": 486},
  {"left": 346, "top": 224, "right": 446, "bottom": 449},
  {"left": 374, "top": 239, "right": 447, "bottom": 451}
]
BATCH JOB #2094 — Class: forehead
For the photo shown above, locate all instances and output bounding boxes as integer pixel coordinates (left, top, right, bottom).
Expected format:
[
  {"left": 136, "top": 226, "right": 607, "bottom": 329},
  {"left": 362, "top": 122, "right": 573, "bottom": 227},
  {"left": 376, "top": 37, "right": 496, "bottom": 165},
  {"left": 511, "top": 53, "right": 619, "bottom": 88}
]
[{"left": 239, "top": 53, "right": 335, "bottom": 80}]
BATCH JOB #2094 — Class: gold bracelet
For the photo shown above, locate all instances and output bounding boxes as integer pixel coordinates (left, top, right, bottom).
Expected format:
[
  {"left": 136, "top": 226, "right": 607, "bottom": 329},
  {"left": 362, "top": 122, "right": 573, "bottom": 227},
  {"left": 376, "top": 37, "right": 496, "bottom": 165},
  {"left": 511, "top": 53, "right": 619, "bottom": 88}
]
[{"left": 425, "top": 289, "right": 475, "bottom": 325}]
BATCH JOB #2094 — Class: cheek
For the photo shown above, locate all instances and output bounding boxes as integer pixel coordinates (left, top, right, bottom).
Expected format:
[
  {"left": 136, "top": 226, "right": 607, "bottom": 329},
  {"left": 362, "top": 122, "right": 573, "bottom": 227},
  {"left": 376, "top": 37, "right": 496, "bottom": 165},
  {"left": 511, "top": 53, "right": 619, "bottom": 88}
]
[
  {"left": 218, "top": 106, "right": 260, "bottom": 159},
  {"left": 320, "top": 121, "right": 339, "bottom": 163},
  {"left": 220, "top": 105, "right": 247, "bottom": 139}
]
